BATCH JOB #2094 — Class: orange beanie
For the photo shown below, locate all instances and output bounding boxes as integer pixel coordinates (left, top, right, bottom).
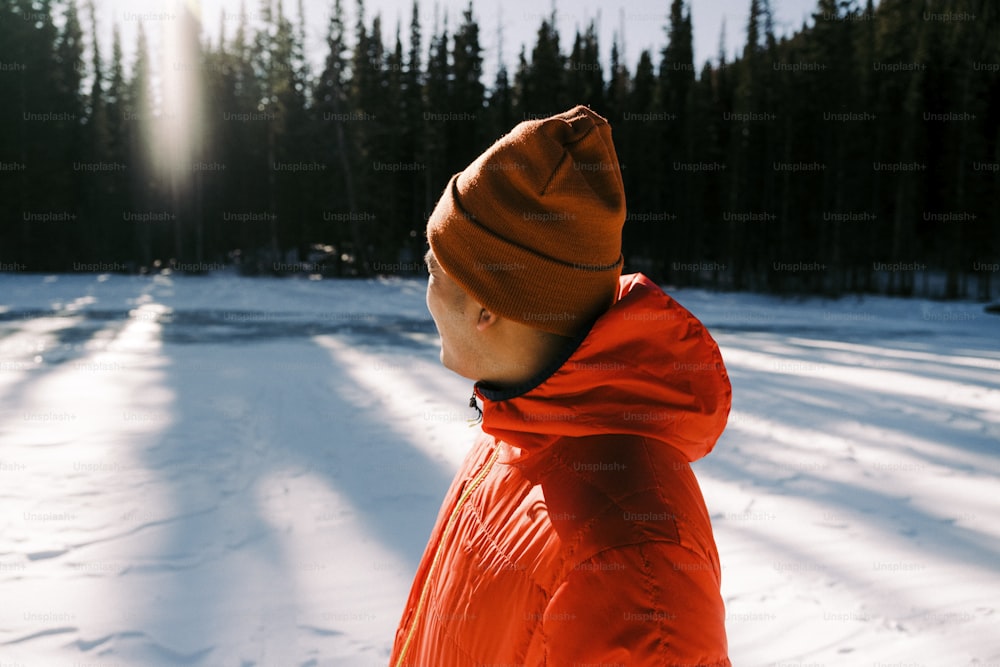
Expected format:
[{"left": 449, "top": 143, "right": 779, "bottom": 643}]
[{"left": 426, "top": 105, "right": 626, "bottom": 337}]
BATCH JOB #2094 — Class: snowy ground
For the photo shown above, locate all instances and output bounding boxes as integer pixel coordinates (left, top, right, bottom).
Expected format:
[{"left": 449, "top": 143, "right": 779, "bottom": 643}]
[{"left": 0, "top": 271, "right": 998, "bottom": 667}]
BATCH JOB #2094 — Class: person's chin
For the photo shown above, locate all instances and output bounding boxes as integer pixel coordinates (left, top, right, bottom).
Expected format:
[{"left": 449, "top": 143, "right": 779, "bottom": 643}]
[
  {"left": 438, "top": 348, "right": 458, "bottom": 373},
  {"left": 440, "top": 351, "right": 476, "bottom": 382}
]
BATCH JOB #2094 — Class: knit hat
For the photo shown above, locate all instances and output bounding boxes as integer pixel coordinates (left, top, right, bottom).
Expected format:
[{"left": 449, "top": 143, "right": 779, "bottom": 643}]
[{"left": 426, "top": 105, "right": 626, "bottom": 337}]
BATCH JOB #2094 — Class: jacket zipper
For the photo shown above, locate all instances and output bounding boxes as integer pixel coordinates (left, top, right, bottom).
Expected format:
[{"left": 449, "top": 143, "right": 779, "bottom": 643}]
[{"left": 394, "top": 445, "right": 501, "bottom": 667}]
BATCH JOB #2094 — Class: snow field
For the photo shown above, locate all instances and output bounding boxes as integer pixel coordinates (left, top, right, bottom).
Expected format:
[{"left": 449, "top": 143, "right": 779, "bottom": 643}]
[{"left": 0, "top": 272, "right": 998, "bottom": 665}]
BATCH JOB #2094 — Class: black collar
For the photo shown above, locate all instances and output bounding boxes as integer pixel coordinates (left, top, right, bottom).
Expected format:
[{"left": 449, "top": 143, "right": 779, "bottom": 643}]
[{"left": 475, "top": 321, "right": 594, "bottom": 403}]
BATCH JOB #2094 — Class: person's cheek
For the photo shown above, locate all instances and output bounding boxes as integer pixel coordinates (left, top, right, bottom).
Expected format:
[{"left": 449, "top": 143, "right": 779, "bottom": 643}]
[{"left": 426, "top": 279, "right": 444, "bottom": 332}]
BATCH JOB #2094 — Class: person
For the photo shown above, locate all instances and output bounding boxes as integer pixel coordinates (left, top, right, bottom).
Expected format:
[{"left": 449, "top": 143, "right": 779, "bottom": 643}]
[{"left": 390, "top": 105, "right": 732, "bottom": 666}]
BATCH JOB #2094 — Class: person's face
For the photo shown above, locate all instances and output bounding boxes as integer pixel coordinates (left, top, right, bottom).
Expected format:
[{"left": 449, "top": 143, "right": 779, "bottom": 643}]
[{"left": 425, "top": 250, "right": 484, "bottom": 380}]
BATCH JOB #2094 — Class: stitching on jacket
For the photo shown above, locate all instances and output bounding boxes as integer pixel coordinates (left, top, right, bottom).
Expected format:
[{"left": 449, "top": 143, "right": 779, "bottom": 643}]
[
  {"left": 639, "top": 436, "right": 667, "bottom": 504},
  {"left": 547, "top": 446, "right": 678, "bottom": 563},
  {"left": 639, "top": 435, "right": 692, "bottom": 550},
  {"left": 466, "top": 490, "right": 553, "bottom": 599},
  {"left": 438, "top": 615, "right": 477, "bottom": 665},
  {"left": 394, "top": 445, "right": 500, "bottom": 666},
  {"left": 548, "top": 449, "right": 619, "bottom": 560},
  {"left": 551, "top": 542, "right": 725, "bottom": 665},
  {"left": 638, "top": 541, "right": 669, "bottom": 656},
  {"left": 637, "top": 437, "right": 674, "bottom": 657},
  {"left": 465, "top": 485, "right": 558, "bottom": 663},
  {"left": 465, "top": 461, "right": 555, "bottom": 594},
  {"left": 462, "top": 467, "right": 555, "bottom": 663}
]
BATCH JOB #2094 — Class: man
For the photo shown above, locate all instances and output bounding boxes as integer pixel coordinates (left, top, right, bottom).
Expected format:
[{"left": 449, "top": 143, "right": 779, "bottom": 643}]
[{"left": 391, "top": 106, "right": 732, "bottom": 666}]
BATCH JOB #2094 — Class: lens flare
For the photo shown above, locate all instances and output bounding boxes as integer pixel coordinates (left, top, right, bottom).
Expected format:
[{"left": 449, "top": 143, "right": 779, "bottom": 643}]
[{"left": 158, "top": 0, "right": 203, "bottom": 179}]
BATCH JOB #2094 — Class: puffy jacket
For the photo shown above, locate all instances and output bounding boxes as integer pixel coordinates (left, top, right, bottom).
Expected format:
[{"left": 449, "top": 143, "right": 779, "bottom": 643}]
[{"left": 390, "top": 273, "right": 733, "bottom": 666}]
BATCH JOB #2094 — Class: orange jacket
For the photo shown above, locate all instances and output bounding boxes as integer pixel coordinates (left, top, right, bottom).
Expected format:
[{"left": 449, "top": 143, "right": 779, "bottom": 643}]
[{"left": 391, "top": 273, "right": 732, "bottom": 666}]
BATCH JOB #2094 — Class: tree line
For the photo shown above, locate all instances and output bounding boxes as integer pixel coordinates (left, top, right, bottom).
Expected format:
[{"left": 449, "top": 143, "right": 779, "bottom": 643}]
[{"left": 0, "top": 0, "right": 997, "bottom": 299}]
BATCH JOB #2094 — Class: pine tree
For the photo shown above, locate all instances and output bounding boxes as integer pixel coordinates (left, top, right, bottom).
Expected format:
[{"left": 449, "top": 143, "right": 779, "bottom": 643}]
[
  {"left": 247, "top": 0, "right": 282, "bottom": 266},
  {"left": 688, "top": 60, "right": 726, "bottom": 288},
  {"left": 703, "top": 17, "right": 735, "bottom": 289},
  {"left": 566, "top": 22, "right": 603, "bottom": 109},
  {"left": 0, "top": 0, "right": 26, "bottom": 265},
  {"left": 854, "top": 0, "right": 879, "bottom": 293},
  {"left": 52, "top": 0, "right": 86, "bottom": 268},
  {"left": 660, "top": 0, "right": 694, "bottom": 117},
  {"left": 380, "top": 23, "right": 408, "bottom": 264},
  {"left": 511, "top": 45, "right": 530, "bottom": 117},
  {"left": 127, "top": 22, "right": 156, "bottom": 268},
  {"left": 314, "top": 0, "right": 366, "bottom": 275},
  {"left": 220, "top": 1, "right": 270, "bottom": 271},
  {"left": 449, "top": 3, "right": 485, "bottom": 166},
  {"left": 1, "top": 0, "right": 993, "bottom": 291},
  {"left": 400, "top": 0, "right": 426, "bottom": 242},
  {"left": 18, "top": 0, "right": 68, "bottom": 269},
  {"left": 936, "top": 0, "right": 995, "bottom": 299},
  {"left": 424, "top": 11, "right": 451, "bottom": 209},
  {"left": 962, "top": 0, "right": 1000, "bottom": 300},
  {"left": 874, "top": 0, "right": 925, "bottom": 296},
  {"left": 271, "top": 0, "right": 312, "bottom": 261},
  {"left": 84, "top": 0, "right": 114, "bottom": 262},
  {"left": 522, "top": 12, "right": 567, "bottom": 116},
  {"left": 105, "top": 25, "right": 132, "bottom": 265},
  {"left": 485, "top": 14, "right": 513, "bottom": 147},
  {"left": 200, "top": 22, "right": 234, "bottom": 265},
  {"left": 605, "top": 33, "right": 629, "bottom": 123},
  {"left": 727, "top": 0, "right": 779, "bottom": 291},
  {"left": 621, "top": 50, "right": 658, "bottom": 275},
  {"left": 807, "top": 0, "right": 863, "bottom": 295},
  {"left": 658, "top": 0, "right": 695, "bottom": 284},
  {"left": 85, "top": 0, "right": 108, "bottom": 160}
]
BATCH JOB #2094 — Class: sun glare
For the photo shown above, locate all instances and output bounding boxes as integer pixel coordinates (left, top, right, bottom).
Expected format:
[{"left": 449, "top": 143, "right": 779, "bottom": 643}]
[{"left": 158, "top": 0, "right": 204, "bottom": 178}]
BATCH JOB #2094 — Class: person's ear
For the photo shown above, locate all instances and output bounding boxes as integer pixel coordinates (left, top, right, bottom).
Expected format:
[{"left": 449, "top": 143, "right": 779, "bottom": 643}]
[{"left": 476, "top": 308, "right": 499, "bottom": 331}]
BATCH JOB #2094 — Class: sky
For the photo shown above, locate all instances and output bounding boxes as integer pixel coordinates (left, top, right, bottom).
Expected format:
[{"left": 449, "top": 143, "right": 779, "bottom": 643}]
[{"left": 91, "top": 0, "right": 823, "bottom": 81}]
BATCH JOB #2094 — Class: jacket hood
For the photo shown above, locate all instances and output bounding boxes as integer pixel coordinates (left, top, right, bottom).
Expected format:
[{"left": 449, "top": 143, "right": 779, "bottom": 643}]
[{"left": 475, "top": 273, "right": 731, "bottom": 463}]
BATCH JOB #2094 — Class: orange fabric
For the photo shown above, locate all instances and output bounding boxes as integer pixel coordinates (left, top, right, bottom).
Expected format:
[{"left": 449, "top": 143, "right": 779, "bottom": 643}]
[
  {"left": 391, "top": 273, "right": 732, "bottom": 666},
  {"left": 426, "top": 105, "right": 626, "bottom": 337}
]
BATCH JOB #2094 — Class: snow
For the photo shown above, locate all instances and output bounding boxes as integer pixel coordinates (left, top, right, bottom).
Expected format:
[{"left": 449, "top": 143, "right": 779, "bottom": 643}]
[{"left": 1, "top": 272, "right": 998, "bottom": 666}]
